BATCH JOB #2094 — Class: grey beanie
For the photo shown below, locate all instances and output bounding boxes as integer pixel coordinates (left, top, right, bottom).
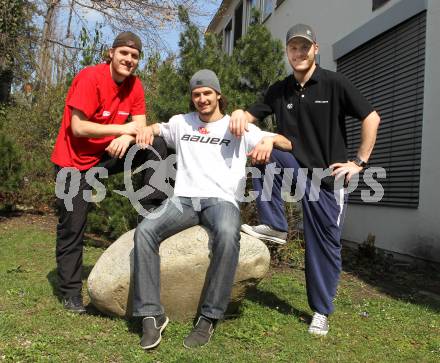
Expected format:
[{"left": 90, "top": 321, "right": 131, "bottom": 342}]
[{"left": 189, "top": 69, "right": 221, "bottom": 94}]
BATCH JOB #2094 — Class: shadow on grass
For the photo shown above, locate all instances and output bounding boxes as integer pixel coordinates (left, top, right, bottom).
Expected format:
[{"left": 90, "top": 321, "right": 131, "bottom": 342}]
[
  {"left": 341, "top": 246, "right": 440, "bottom": 313},
  {"left": 122, "top": 287, "right": 310, "bottom": 339},
  {"left": 47, "top": 265, "right": 121, "bottom": 318},
  {"left": 245, "top": 286, "right": 310, "bottom": 323},
  {"left": 0, "top": 210, "right": 23, "bottom": 218},
  {"left": 262, "top": 235, "right": 440, "bottom": 315},
  {"left": 125, "top": 317, "right": 143, "bottom": 336}
]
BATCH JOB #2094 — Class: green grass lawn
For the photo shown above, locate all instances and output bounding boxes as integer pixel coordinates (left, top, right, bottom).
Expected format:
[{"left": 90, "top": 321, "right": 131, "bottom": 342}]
[{"left": 0, "top": 217, "right": 439, "bottom": 362}]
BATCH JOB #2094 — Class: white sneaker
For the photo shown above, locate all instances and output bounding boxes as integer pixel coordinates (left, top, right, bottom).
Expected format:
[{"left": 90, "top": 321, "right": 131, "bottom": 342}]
[
  {"left": 241, "top": 224, "right": 287, "bottom": 245},
  {"left": 308, "top": 312, "right": 329, "bottom": 336}
]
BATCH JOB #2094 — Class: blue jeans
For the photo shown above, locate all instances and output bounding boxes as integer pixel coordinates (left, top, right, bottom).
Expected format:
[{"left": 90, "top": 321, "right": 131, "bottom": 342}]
[{"left": 132, "top": 196, "right": 241, "bottom": 320}]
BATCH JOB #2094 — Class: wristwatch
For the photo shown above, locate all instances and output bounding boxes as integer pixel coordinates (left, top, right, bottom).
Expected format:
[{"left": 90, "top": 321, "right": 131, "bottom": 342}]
[{"left": 352, "top": 157, "right": 367, "bottom": 168}]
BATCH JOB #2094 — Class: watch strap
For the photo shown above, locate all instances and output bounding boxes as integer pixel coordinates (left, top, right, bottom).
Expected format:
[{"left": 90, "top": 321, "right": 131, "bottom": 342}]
[{"left": 352, "top": 157, "right": 367, "bottom": 168}]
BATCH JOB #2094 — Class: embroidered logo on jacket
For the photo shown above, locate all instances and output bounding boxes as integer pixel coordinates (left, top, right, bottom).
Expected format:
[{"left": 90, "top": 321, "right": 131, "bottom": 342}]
[{"left": 102, "top": 111, "right": 111, "bottom": 117}]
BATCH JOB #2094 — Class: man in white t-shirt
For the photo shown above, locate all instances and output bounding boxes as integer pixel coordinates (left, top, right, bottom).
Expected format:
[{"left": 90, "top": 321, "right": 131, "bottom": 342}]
[{"left": 132, "top": 69, "right": 292, "bottom": 349}]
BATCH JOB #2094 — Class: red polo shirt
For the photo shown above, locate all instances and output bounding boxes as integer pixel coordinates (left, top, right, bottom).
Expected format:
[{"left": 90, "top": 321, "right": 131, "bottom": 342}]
[{"left": 51, "top": 63, "right": 146, "bottom": 170}]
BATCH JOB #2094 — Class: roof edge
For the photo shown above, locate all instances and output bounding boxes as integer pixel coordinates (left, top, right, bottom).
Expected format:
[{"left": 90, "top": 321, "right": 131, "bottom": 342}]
[{"left": 206, "top": 0, "right": 234, "bottom": 33}]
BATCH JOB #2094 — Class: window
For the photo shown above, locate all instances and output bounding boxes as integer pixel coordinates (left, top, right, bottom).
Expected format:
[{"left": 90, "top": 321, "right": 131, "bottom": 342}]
[
  {"left": 224, "top": 20, "right": 233, "bottom": 55},
  {"left": 373, "top": 0, "right": 390, "bottom": 11},
  {"left": 337, "top": 12, "right": 426, "bottom": 208},
  {"left": 275, "top": 0, "right": 286, "bottom": 8},
  {"left": 245, "top": 0, "right": 260, "bottom": 32},
  {"left": 262, "top": 0, "right": 273, "bottom": 21},
  {"left": 234, "top": 2, "right": 243, "bottom": 46}
]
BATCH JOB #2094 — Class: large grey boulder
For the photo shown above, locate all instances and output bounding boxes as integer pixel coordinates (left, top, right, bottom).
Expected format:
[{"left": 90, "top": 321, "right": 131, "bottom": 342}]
[{"left": 87, "top": 226, "right": 270, "bottom": 320}]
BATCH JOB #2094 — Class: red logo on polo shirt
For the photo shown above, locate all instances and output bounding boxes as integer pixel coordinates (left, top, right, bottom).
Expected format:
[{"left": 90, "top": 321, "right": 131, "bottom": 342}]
[{"left": 198, "top": 126, "right": 209, "bottom": 135}]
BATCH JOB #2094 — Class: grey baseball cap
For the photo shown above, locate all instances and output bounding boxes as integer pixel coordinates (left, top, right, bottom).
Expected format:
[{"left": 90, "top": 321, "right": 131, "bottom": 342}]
[
  {"left": 189, "top": 69, "right": 221, "bottom": 94},
  {"left": 286, "top": 24, "right": 316, "bottom": 44}
]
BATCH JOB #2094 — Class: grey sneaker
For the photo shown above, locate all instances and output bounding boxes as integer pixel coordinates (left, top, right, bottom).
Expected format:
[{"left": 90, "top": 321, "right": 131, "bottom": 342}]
[
  {"left": 308, "top": 312, "right": 329, "bottom": 336},
  {"left": 183, "top": 316, "right": 215, "bottom": 348},
  {"left": 140, "top": 314, "right": 169, "bottom": 349},
  {"left": 241, "top": 224, "right": 287, "bottom": 245},
  {"left": 63, "top": 295, "right": 86, "bottom": 314}
]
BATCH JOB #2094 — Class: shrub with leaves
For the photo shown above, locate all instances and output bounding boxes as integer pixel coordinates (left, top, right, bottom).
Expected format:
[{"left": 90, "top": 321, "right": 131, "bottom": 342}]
[
  {"left": 0, "top": 83, "right": 66, "bottom": 208},
  {"left": 0, "top": 129, "right": 22, "bottom": 207},
  {"left": 143, "top": 7, "right": 286, "bottom": 123},
  {"left": 86, "top": 173, "right": 140, "bottom": 243}
]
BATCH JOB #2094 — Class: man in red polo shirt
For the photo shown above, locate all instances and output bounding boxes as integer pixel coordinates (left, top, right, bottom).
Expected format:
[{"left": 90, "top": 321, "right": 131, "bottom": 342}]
[{"left": 51, "top": 32, "right": 167, "bottom": 313}]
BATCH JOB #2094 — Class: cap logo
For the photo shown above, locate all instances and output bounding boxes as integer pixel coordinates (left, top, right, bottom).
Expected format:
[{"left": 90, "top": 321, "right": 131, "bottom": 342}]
[
  {"left": 196, "top": 80, "right": 203, "bottom": 85},
  {"left": 307, "top": 30, "right": 312, "bottom": 36}
]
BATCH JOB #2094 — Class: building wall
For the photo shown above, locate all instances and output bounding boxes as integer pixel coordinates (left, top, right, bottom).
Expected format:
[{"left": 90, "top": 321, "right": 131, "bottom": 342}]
[
  {"left": 210, "top": 0, "right": 399, "bottom": 70},
  {"left": 333, "top": 0, "right": 440, "bottom": 263},
  {"left": 414, "top": 0, "right": 440, "bottom": 262},
  {"left": 209, "top": 0, "right": 440, "bottom": 262}
]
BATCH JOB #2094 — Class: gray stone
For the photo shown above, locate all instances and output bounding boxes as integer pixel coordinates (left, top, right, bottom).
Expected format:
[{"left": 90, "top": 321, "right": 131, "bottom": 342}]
[{"left": 87, "top": 226, "right": 270, "bottom": 320}]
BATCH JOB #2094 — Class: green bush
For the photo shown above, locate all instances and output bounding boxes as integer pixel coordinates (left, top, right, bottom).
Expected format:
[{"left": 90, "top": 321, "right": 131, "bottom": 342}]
[
  {"left": 0, "top": 131, "right": 23, "bottom": 207},
  {"left": 143, "top": 8, "right": 286, "bottom": 124},
  {"left": 0, "top": 84, "right": 66, "bottom": 209},
  {"left": 86, "top": 173, "right": 140, "bottom": 243},
  {"left": 241, "top": 199, "right": 304, "bottom": 268}
]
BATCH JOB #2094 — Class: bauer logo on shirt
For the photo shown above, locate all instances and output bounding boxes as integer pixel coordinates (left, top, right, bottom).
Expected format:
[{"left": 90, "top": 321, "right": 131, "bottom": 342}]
[
  {"left": 198, "top": 126, "right": 209, "bottom": 135},
  {"left": 181, "top": 134, "right": 231, "bottom": 146}
]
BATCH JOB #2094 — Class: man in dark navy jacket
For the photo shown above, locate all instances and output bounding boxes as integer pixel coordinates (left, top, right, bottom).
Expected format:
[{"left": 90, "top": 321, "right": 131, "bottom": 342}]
[{"left": 229, "top": 24, "right": 380, "bottom": 336}]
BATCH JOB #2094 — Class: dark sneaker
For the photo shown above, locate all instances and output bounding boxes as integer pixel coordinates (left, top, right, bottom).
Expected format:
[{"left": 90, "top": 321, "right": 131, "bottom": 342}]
[
  {"left": 63, "top": 295, "right": 86, "bottom": 314},
  {"left": 183, "top": 316, "right": 215, "bottom": 349},
  {"left": 241, "top": 224, "right": 287, "bottom": 245},
  {"left": 140, "top": 314, "right": 169, "bottom": 350}
]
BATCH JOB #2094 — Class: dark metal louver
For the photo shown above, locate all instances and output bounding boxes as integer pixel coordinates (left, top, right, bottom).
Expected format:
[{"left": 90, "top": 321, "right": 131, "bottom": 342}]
[{"left": 337, "top": 11, "right": 426, "bottom": 208}]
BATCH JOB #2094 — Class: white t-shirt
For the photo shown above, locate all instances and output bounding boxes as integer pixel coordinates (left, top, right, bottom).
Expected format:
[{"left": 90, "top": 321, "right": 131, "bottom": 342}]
[{"left": 159, "top": 112, "right": 273, "bottom": 208}]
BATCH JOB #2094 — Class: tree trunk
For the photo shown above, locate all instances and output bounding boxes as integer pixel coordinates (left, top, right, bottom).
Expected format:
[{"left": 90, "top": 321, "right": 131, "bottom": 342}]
[
  {"left": 0, "top": 69, "right": 13, "bottom": 104},
  {"left": 38, "top": 0, "right": 61, "bottom": 87}
]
